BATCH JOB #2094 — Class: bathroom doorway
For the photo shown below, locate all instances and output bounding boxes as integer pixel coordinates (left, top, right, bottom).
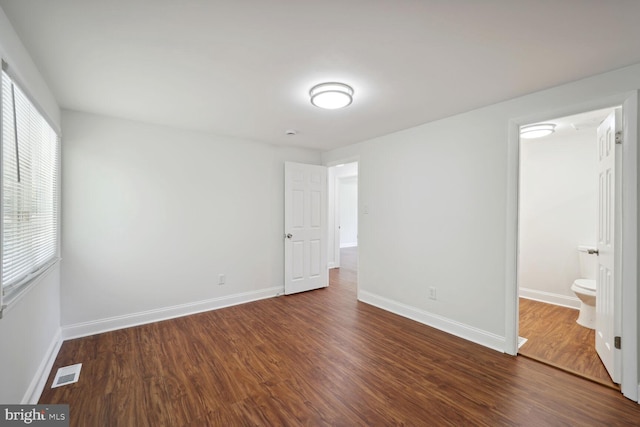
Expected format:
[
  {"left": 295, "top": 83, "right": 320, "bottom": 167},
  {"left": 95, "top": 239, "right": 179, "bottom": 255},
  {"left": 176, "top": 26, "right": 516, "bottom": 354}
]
[{"left": 516, "top": 107, "right": 620, "bottom": 388}]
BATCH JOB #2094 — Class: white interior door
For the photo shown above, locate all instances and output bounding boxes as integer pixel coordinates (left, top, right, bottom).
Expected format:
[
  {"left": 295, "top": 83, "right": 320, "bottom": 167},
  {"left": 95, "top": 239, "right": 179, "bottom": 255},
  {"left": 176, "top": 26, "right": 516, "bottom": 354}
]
[
  {"left": 284, "top": 162, "right": 328, "bottom": 295},
  {"left": 595, "top": 109, "right": 621, "bottom": 383}
]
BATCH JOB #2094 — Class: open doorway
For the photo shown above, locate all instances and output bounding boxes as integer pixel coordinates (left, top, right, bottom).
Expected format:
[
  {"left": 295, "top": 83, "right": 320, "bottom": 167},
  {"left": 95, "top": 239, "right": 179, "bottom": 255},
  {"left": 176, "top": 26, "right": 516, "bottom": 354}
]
[
  {"left": 516, "top": 107, "right": 620, "bottom": 388},
  {"left": 328, "top": 162, "right": 358, "bottom": 295},
  {"left": 506, "top": 92, "right": 638, "bottom": 402}
]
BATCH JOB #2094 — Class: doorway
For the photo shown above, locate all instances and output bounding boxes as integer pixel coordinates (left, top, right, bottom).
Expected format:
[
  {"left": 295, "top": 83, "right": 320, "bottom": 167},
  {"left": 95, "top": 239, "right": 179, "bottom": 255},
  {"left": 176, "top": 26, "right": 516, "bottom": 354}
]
[
  {"left": 327, "top": 161, "right": 358, "bottom": 295},
  {"left": 327, "top": 162, "right": 358, "bottom": 267},
  {"left": 516, "top": 107, "right": 620, "bottom": 388},
  {"left": 505, "top": 92, "right": 638, "bottom": 402}
]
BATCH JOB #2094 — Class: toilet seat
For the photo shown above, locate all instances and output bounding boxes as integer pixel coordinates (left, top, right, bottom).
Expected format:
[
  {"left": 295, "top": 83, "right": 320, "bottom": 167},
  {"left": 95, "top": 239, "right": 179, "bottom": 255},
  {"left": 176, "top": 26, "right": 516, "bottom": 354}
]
[{"left": 574, "top": 279, "right": 596, "bottom": 292}]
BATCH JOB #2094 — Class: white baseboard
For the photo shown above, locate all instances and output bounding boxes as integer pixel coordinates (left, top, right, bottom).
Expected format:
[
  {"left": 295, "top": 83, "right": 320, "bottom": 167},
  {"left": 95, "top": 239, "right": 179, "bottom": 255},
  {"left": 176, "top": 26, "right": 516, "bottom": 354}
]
[
  {"left": 519, "top": 288, "right": 580, "bottom": 309},
  {"left": 62, "top": 287, "right": 282, "bottom": 340},
  {"left": 358, "top": 290, "right": 505, "bottom": 353},
  {"left": 23, "top": 328, "right": 62, "bottom": 404}
]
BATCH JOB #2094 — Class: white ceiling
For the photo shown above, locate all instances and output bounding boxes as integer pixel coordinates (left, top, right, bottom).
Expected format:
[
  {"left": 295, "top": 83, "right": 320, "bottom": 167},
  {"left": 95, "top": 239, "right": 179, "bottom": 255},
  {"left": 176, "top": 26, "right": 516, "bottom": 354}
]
[
  {"left": 523, "top": 107, "right": 615, "bottom": 143},
  {"left": 2, "top": 1, "right": 640, "bottom": 151}
]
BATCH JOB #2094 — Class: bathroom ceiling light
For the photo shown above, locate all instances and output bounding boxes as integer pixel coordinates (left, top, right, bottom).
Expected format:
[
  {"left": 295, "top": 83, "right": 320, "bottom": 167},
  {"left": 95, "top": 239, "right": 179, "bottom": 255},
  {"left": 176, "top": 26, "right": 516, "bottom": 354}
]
[
  {"left": 520, "top": 123, "right": 556, "bottom": 139},
  {"left": 309, "top": 82, "right": 354, "bottom": 109}
]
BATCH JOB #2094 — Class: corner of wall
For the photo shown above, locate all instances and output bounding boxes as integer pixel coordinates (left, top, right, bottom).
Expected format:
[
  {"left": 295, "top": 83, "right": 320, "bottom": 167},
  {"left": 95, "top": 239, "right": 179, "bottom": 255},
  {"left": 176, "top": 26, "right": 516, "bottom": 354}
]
[{"left": 23, "top": 328, "right": 62, "bottom": 404}]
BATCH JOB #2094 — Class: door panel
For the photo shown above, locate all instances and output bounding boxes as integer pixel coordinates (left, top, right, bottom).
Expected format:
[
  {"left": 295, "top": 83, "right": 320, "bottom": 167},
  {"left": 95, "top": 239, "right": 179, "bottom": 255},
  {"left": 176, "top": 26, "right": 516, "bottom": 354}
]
[
  {"left": 284, "top": 162, "right": 328, "bottom": 294},
  {"left": 292, "top": 241, "right": 304, "bottom": 280},
  {"left": 595, "top": 109, "right": 621, "bottom": 384},
  {"left": 310, "top": 239, "right": 321, "bottom": 277},
  {"left": 293, "top": 190, "right": 304, "bottom": 227}
]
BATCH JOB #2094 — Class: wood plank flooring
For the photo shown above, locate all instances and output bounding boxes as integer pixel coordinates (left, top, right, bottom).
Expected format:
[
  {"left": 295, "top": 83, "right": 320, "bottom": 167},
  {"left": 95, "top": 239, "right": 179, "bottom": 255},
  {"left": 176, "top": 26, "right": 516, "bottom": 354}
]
[
  {"left": 519, "top": 297, "right": 617, "bottom": 389},
  {"left": 40, "top": 248, "right": 640, "bottom": 426}
]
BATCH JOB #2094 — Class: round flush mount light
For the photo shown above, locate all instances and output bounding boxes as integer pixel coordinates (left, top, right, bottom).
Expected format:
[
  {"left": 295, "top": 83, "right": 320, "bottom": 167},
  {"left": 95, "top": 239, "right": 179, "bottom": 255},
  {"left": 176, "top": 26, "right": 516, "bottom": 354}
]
[
  {"left": 520, "top": 123, "right": 556, "bottom": 139},
  {"left": 309, "top": 82, "right": 354, "bottom": 109}
]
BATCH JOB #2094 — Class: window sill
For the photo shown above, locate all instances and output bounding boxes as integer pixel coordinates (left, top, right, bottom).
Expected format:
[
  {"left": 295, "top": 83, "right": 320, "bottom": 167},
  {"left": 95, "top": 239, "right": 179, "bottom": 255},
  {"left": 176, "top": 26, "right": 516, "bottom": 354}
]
[{"left": 1, "top": 257, "right": 61, "bottom": 318}]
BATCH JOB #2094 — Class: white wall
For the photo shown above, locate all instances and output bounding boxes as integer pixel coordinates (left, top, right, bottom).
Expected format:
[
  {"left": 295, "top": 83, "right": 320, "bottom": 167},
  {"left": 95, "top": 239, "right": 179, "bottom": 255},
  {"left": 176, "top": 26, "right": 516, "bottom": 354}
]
[
  {"left": 339, "top": 176, "right": 358, "bottom": 247},
  {"left": 323, "top": 62, "right": 640, "bottom": 354},
  {"left": 61, "top": 110, "right": 321, "bottom": 334},
  {"left": 0, "top": 6, "right": 62, "bottom": 403},
  {"left": 0, "top": 267, "right": 61, "bottom": 404},
  {"left": 518, "top": 127, "right": 599, "bottom": 307}
]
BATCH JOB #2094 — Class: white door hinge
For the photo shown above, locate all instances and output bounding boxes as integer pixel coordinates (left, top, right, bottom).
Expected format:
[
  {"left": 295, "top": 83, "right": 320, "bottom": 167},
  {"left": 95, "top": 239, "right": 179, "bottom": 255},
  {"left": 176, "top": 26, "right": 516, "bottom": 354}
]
[{"left": 615, "top": 131, "right": 623, "bottom": 144}]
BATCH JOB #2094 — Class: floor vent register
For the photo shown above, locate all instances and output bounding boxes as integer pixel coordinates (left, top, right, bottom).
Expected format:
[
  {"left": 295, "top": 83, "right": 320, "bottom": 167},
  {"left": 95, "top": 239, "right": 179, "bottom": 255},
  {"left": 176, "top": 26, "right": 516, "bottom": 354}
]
[{"left": 52, "top": 363, "right": 82, "bottom": 388}]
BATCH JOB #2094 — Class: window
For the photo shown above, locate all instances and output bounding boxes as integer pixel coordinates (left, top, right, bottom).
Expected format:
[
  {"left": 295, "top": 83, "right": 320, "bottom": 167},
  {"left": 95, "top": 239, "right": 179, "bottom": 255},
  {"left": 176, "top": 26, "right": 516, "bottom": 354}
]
[{"left": 1, "top": 62, "right": 60, "bottom": 308}]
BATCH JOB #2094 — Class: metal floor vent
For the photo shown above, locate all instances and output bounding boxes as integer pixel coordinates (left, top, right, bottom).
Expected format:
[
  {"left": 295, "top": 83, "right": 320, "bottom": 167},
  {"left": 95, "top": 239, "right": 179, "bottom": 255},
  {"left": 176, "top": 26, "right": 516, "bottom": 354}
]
[{"left": 52, "top": 363, "right": 82, "bottom": 388}]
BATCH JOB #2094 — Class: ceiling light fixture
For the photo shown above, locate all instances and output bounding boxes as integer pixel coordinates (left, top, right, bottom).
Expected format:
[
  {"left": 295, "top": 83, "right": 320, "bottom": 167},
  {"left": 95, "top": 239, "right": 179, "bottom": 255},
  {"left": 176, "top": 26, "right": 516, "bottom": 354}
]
[
  {"left": 520, "top": 123, "right": 556, "bottom": 139},
  {"left": 309, "top": 82, "right": 354, "bottom": 109}
]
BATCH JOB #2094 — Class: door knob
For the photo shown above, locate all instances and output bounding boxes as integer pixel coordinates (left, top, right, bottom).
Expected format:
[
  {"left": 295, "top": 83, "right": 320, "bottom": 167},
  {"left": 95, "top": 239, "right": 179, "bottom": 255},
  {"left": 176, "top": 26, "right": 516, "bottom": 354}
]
[
  {"left": 588, "top": 249, "right": 599, "bottom": 255},
  {"left": 285, "top": 233, "right": 293, "bottom": 239}
]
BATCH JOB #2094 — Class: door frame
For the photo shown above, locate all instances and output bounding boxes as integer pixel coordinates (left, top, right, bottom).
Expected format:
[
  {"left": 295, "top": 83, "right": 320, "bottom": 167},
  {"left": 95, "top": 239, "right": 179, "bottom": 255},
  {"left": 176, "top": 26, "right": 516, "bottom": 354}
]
[
  {"left": 327, "top": 160, "right": 359, "bottom": 266},
  {"left": 326, "top": 158, "right": 359, "bottom": 291},
  {"left": 337, "top": 175, "right": 359, "bottom": 249},
  {"left": 328, "top": 166, "right": 341, "bottom": 269},
  {"left": 504, "top": 91, "right": 639, "bottom": 402}
]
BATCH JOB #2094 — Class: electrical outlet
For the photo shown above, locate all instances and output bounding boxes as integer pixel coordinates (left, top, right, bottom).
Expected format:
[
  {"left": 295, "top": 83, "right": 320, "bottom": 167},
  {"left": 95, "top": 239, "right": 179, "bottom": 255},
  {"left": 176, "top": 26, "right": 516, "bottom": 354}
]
[
  {"left": 218, "top": 274, "right": 226, "bottom": 285},
  {"left": 428, "top": 286, "right": 437, "bottom": 300}
]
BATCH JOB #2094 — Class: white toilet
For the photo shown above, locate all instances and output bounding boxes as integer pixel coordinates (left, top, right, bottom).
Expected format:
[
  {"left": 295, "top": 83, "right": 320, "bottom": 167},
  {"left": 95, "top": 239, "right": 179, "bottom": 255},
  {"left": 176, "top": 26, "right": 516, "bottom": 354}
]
[{"left": 571, "top": 245, "right": 598, "bottom": 329}]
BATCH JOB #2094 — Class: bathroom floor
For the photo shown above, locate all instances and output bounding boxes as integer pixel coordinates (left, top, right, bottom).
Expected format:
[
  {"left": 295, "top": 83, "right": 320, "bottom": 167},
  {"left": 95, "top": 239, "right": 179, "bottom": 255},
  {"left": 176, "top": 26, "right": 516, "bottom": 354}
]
[{"left": 518, "top": 298, "right": 618, "bottom": 389}]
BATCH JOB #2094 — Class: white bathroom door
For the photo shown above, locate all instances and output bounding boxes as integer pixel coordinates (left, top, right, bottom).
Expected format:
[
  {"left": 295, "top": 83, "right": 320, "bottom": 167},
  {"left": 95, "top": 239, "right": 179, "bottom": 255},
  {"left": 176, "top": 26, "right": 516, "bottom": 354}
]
[
  {"left": 595, "top": 109, "right": 621, "bottom": 384},
  {"left": 284, "top": 162, "right": 328, "bottom": 295}
]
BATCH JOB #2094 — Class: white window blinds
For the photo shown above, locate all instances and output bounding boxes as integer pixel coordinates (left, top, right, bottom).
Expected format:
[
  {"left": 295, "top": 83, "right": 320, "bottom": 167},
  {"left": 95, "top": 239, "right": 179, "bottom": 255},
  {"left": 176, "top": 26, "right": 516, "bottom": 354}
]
[{"left": 1, "top": 67, "right": 60, "bottom": 300}]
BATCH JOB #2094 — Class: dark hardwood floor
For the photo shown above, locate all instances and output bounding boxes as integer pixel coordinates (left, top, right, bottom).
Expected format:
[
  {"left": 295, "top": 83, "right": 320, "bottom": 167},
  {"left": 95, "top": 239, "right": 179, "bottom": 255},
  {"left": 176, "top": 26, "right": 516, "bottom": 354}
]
[
  {"left": 40, "top": 248, "right": 640, "bottom": 426},
  {"left": 519, "top": 297, "right": 617, "bottom": 389}
]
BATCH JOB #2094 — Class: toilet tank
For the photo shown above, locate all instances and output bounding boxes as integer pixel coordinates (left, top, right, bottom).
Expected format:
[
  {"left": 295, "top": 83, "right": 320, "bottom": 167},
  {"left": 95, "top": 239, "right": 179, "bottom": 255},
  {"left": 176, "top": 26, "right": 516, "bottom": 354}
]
[{"left": 578, "top": 245, "right": 598, "bottom": 279}]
